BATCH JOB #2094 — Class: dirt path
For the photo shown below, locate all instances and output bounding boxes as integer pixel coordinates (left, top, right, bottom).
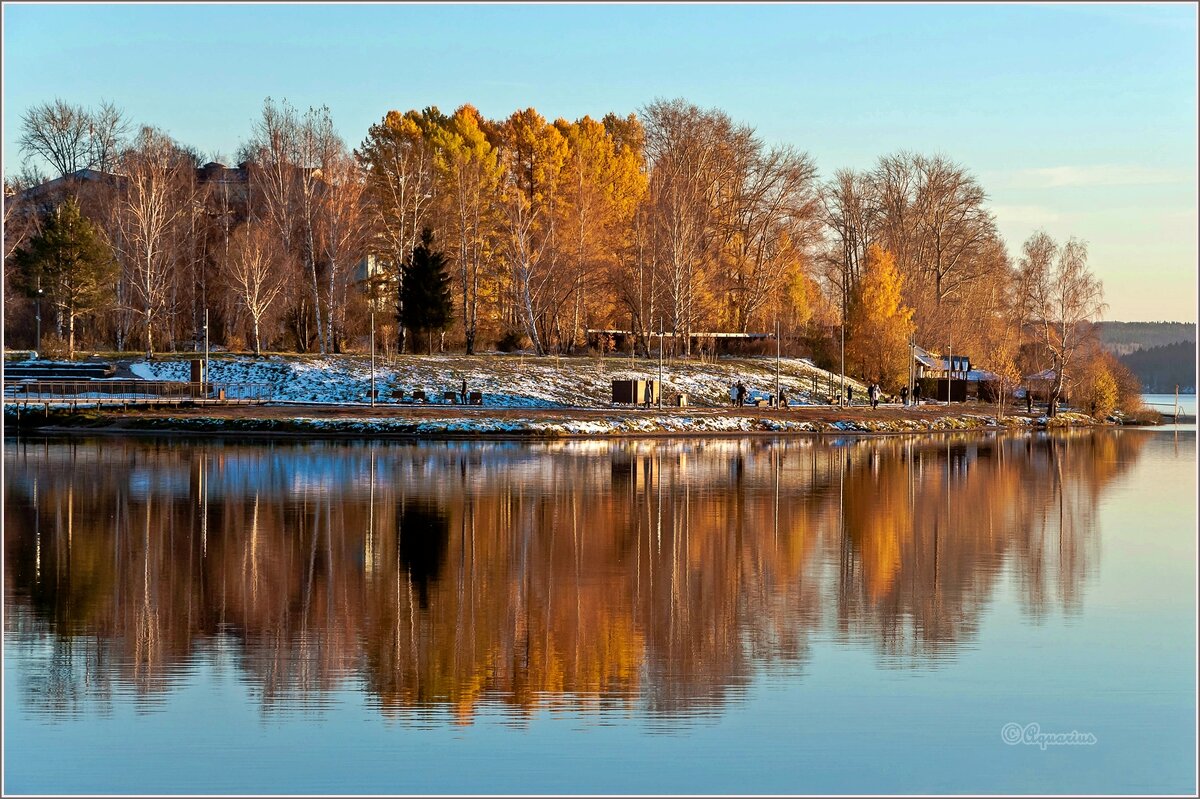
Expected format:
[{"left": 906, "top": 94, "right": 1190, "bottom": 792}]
[
  {"left": 5, "top": 399, "right": 1085, "bottom": 440},
  {"left": 100, "top": 401, "right": 1027, "bottom": 424}
]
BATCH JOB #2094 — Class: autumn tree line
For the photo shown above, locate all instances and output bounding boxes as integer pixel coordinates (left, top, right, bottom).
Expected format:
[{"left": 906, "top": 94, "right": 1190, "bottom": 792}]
[{"left": 4, "top": 97, "right": 1136, "bottom": 413}]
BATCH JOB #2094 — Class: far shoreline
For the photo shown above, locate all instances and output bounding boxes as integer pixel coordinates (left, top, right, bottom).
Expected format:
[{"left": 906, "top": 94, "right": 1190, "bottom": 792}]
[{"left": 3, "top": 401, "right": 1147, "bottom": 442}]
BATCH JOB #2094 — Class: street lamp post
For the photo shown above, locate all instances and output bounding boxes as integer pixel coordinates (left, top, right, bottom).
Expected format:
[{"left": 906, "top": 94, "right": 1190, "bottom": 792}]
[
  {"left": 370, "top": 310, "right": 376, "bottom": 407},
  {"left": 839, "top": 277, "right": 847, "bottom": 406},
  {"left": 203, "top": 308, "right": 210, "bottom": 396},
  {"left": 35, "top": 286, "right": 43, "bottom": 356}
]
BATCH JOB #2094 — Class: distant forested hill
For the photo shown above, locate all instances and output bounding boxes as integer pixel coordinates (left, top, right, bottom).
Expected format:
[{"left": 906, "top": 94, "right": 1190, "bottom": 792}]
[
  {"left": 1097, "top": 321, "right": 1196, "bottom": 356},
  {"left": 1118, "top": 340, "right": 1197, "bottom": 393}
]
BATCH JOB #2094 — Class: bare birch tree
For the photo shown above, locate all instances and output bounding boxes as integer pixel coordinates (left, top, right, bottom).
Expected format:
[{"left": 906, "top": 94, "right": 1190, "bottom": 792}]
[
  {"left": 720, "top": 144, "right": 820, "bottom": 332},
  {"left": 1018, "top": 231, "right": 1106, "bottom": 416},
  {"left": 223, "top": 222, "right": 287, "bottom": 354},
  {"left": 641, "top": 99, "right": 743, "bottom": 355},
  {"left": 112, "top": 127, "right": 196, "bottom": 357},
  {"left": 18, "top": 99, "right": 130, "bottom": 179},
  {"left": 314, "top": 147, "right": 367, "bottom": 351}
]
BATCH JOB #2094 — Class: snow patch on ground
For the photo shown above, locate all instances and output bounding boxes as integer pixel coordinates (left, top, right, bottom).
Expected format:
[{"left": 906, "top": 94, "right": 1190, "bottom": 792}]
[{"left": 123, "top": 354, "right": 867, "bottom": 409}]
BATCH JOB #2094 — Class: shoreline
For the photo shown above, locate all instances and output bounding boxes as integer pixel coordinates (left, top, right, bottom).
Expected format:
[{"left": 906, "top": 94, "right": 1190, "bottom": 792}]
[{"left": 2, "top": 402, "right": 1126, "bottom": 441}]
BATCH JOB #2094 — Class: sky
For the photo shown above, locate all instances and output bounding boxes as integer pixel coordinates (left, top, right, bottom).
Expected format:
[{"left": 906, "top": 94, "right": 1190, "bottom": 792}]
[{"left": 3, "top": 2, "right": 1196, "bottom": 322}]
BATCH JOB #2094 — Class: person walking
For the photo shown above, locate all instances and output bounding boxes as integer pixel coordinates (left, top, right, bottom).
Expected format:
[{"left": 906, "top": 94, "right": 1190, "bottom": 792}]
[
  {"left": 779, "top": 388, "right": 788, "bottom": 409},
  {"left": 900, "top": 385, "right": 909, "bottom": 406},
  {"left": 1025, "top": 390, "right": 1033, "bottom": 414},
  {"left": 736, "top": 381, "right": 747, "bottom": 406},
  {"left": 913, "top": 382, "right": 921, "bottom": 405},
  {"left": 847, "top": 385, "right": 854, "bottom": 405}
]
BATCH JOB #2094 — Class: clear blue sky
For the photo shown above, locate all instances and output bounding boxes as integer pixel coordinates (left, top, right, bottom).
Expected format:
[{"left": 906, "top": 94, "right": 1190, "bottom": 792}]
[{"left": 3, "top": 2, "right": 1196, "bottom": 321}]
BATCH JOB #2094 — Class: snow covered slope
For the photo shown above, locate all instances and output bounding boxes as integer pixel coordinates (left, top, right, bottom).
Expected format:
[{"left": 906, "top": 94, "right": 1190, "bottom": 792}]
[{"left": 126, "top": 354, "right": 864, "bottom": 408}]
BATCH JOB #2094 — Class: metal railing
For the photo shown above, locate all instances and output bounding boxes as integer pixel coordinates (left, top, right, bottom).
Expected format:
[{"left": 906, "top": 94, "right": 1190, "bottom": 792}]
[{"left": 3, "top": 380, "right": 273, "bottom": 406}]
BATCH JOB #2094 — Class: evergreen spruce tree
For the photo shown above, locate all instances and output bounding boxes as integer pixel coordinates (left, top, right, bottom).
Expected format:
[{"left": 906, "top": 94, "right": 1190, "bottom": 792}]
[
  {"left": 399, "top": 228, "right": 454, "bottom": 355},
  {"left": 13, "top": 197, "right": 117, "bottom": 359}
]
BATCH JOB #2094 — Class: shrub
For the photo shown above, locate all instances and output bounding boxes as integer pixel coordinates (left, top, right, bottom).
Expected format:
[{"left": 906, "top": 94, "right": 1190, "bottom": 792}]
[{"left": 496, "top": 329, "right": 530, "bottom": 353}]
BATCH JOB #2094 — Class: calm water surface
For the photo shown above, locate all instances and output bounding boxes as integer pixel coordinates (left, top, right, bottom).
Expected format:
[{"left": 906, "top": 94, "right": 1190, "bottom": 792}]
[{"left": 4, "top": 431, "right": 1195, "bottom": 794}]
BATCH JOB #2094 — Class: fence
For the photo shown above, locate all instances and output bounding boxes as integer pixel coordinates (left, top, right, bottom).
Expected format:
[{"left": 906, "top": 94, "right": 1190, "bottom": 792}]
[{"left": 3, "top": 380, "right": 273, "bottom": 407}]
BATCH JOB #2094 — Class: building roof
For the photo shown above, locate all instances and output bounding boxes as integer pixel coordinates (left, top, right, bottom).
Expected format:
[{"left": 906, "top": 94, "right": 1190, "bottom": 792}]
[
  {"left": 913, "top": 345, "right": 940, "bottom": 369},
  {"left": 913, "top": 344, "right": 971, "bottom": 372},
  {"left": 966, "top": 368, "right": 999, "bottom": 382}
]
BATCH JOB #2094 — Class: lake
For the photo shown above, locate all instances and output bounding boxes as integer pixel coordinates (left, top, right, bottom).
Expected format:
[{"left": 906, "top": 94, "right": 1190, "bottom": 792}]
[
  {"left": 4, "top": 431, "right": 1195, "bottom": 795},
  {"left": 1143, "top": 393, "right": 1197, "bottom": 429}
]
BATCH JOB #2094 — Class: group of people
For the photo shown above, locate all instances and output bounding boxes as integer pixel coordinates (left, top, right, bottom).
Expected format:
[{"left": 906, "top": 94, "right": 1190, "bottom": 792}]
[
  {"left": 731, "top": 381, "right": 788, "bottom": 408},
  {"left": 898, "top": 382, "right": 921, "bottom": 406},
  {"left": 848, "top": 381, "right": 923, "bottom": 408},
  {"left": 847, "top": 383, "right": 885, "bottom": 408},
  {"left": 728, "top": 379, "right": 936, "bottom": 410}
]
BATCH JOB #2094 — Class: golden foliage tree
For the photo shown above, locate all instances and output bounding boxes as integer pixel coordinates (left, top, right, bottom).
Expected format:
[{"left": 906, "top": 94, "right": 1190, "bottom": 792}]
[
  {"left": 497, "top": 108, "right": 568, "bottom": 354},
  {"left": 846, "top": 245, "right": 914, "bottom": 390},
  {"left": 428, "top": 104, "right": 505, "bottom": 353},
  {"left": 554, "top": 115, "right": 647, "bottom": 351}
]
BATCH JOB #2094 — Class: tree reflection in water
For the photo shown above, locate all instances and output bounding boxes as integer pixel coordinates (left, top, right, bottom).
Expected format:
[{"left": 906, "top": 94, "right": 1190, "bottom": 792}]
[{"left": 3, "top": 432, "right": 1145, "bottom": 724}]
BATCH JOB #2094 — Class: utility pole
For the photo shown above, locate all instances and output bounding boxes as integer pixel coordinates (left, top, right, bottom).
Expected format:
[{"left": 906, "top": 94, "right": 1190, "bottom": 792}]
[
  {"left": 203, "top": 308, "right": 210, "bottom": 396},
  {"left": 370, "top": 310, "right": 376, "bottom": 407},
  {"left": 840, "top": 313, "right": 846, "bottom": 406},
  {"left": 909, "top": 337, "right": 915, "bottom": 406},
  {"left": 35, "top": 284, "right": 43, "bottom": 356},
  {"left": 946, "top": 332, "right": 953, "bottom": 406},
  {"left": 775, "top": 319, "right": 781, "bottom": 406}
]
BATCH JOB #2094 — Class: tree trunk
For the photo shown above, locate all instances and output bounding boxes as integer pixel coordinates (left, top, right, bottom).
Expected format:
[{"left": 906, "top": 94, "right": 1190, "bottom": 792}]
[
  {"left": 520, "top": 268, "right": 543, "bottom": 355},
  {"left": 145, "top": 309, "right": 154, "bottom": 359},
  {"left": 1049, "top": 360, "right": 1065, "bottom": 418},
  {"left": 307, "top": 233, "right": 324, "bottom": 355}
]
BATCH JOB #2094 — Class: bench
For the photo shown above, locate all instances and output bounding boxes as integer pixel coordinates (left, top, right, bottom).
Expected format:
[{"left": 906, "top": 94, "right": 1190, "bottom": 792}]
[{"left": 468, "top": 391, "right": 483, "bottom": 406}]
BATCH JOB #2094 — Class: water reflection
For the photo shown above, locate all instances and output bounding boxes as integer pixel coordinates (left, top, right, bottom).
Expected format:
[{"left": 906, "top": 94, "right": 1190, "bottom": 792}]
[{"left": 4, "top": 432, "right": 1145, "bottom": 724}]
